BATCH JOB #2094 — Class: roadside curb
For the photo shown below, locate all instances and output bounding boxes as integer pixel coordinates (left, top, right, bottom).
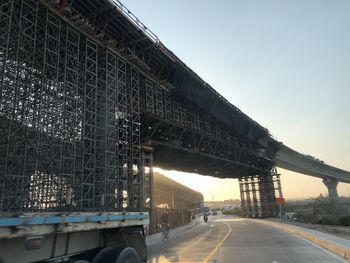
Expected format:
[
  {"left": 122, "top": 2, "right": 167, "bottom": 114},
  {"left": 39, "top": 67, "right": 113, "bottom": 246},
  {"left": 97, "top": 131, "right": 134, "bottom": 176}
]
[{"left": 251, "top": 219, "right": 350, "bottom": 261}]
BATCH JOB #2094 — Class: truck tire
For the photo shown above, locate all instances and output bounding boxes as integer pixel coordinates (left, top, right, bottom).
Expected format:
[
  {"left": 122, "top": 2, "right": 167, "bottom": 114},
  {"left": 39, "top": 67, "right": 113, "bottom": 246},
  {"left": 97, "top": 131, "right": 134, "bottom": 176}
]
[
  {"left": 92, "top": 247, "right": 115, "bottom": 263},
  {"left": 81, "top": 247, "right": 104, "bottom": 262},
  {"left": 115, "top": 247, "right": 140, "bottom": 263},
  {"left": 123, "top": 230, "right": 146, "bottom": 262},
  {"left": 90, "top": 247, "right": 139, "bottom": 263}
]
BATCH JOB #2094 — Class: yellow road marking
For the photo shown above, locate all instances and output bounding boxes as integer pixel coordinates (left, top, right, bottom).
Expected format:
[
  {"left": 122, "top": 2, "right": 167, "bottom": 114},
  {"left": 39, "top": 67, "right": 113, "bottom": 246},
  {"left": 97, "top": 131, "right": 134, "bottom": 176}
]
[
  {"left": 203, "top": 222, "right": 232, "bottom": 262},
  {"left": 179, "top": 223, "right": 215, "bottom": 255}
]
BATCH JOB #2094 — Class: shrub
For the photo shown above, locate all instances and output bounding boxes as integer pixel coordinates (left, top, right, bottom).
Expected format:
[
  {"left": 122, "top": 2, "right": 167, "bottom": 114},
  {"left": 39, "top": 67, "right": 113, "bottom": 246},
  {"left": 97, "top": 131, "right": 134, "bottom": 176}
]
[
  {"left": 337, "top": 215, "right": 350, "bottom": 226},
  {"left": 296, "top": 212, "right": 316, "bottom": 223},
  {"left": 223, "top": 207, "right": 241, "bottom": 215}
]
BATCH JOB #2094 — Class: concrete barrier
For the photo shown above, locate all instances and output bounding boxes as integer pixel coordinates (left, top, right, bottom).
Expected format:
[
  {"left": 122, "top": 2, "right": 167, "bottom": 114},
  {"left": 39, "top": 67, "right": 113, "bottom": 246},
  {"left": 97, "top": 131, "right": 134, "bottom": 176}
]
[{"left": 251, "top": 219, "right": 350, "bottom": 261}]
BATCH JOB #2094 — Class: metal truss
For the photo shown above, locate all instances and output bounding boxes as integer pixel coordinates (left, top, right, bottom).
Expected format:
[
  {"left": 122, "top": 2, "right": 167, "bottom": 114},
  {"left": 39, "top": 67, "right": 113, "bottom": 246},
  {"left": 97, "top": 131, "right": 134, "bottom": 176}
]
[
  {"left": 129, "top": 67, "right": 142, "bottom": 209},
  {"left": 140, "top": 77, "right": 272, "bottom": 173},
  {"left": 117, "top": 57, "right": 129, "bottom": 209},
  {"left": 239, "top": 168, "right": 282, "bottom": 217},
  {"left": 141, "top": 148, "right": 153, "bottom": 209},
  {"left": 0, "top": 0, "right": 146, "bottom": 212},
  {"left": 0, "top": 0, "right": 278, "bottom": 216},
  {"left": 1, "top": 0, "right": 37, "bottom": 211},
  {"left": 81, "top": 39, "right": 97, "bottom": 209},
  {"left": 105, "top": 50, "right": 118, "bottom": 208}
]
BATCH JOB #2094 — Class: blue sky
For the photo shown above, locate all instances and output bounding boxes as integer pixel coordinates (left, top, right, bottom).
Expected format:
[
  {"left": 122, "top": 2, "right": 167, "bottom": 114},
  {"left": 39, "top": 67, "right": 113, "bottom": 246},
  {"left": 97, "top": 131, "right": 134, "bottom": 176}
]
[{"left": 122, "top": 0, "right": 350, "bottom": 199}]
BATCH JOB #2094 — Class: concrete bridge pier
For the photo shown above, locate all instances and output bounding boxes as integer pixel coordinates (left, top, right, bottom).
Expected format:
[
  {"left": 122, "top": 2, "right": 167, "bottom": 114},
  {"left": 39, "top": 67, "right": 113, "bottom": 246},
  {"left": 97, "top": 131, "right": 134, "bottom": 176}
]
[{"left": 322, "top": 177, "right": 339, "bottom": 199}]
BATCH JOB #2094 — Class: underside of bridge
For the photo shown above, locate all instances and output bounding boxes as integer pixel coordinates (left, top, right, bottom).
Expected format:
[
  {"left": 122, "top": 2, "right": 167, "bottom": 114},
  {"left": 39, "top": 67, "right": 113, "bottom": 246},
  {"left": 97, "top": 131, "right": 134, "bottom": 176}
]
[{"left": 0, "top": 0, "right": 281, "bottom": 217}]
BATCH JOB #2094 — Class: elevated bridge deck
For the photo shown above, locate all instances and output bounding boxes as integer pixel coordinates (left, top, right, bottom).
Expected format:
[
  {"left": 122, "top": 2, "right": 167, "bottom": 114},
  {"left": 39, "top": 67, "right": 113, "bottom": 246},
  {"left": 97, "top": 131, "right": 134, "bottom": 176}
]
[{"left": 275, "top": 144, "right": 350, "bottom": 183}]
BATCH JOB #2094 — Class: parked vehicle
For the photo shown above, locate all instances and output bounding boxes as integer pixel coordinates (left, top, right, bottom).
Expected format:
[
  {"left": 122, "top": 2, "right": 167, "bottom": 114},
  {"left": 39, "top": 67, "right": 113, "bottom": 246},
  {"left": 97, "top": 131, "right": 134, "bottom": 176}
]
[{"left": 0, "top": 212, "right": 149, "bottom": 263}]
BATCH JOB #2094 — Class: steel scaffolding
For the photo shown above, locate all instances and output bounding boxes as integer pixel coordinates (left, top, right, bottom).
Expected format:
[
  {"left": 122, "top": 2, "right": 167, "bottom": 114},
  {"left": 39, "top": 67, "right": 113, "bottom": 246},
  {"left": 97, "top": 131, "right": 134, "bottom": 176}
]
[
  {"left": 0, "top": 0, "right": 144, "bottom": 212},
  {"left": 139, "top": 77, "right": 273, "bottom": 173},
  {"left": 239, "top": 168, "right": 283, "bottom": 217},
  {"left": 0, "top": 0, "right": 278, "bottom": 215}
]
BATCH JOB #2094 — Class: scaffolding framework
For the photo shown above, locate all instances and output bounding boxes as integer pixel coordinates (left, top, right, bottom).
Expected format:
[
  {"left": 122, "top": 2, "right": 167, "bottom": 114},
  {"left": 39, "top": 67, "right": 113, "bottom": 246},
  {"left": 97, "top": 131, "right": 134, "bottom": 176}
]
[
  {"left": 239, "top": 168, "right": 283, "bottom": 217},
  {"left": 0, "top": 0, "right": 279, "bottom": 214},
  {"left": 0, "top": 0, "right": 144, "bottom": 212},
  {"left": 139, "top": 77, "right": 273, "bottom": 174}
]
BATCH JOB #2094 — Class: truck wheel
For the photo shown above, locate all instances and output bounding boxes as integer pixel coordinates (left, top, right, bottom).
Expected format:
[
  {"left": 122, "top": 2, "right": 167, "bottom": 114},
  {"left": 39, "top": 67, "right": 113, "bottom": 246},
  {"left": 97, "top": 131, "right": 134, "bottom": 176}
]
[
  {"left": 81, "top": 247, "right": 104, "bottom": 261},
  {"left": 90, "top": 246, "right": 139, "bottom": 263},
  {"left": 115, "top": 247, "right": 140, "bottom": 263},
  {"left": 91, "top": 247, "right": 115, "bottom": 263}
]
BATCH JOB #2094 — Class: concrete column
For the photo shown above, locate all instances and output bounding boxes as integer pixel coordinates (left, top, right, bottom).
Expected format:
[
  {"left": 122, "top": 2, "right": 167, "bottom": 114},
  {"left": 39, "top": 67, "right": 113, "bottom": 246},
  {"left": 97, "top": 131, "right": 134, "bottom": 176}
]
[{"left": 323, "top": 177, "right": 339, "bottom": 199}]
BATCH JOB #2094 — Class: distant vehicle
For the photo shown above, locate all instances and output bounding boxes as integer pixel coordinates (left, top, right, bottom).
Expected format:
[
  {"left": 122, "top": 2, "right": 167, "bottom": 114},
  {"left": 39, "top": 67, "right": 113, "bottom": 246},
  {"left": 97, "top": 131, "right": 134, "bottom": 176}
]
[
  {"left": 212, "top": 211, "right": 218, "bottom": 216},
  {"left": 202, "top": 206, "right": 210, "bottom": 214}
]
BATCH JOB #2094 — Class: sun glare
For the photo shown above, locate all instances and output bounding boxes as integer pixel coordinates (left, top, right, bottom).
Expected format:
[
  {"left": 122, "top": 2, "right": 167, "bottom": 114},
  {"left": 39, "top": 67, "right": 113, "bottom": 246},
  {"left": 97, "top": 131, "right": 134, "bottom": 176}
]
[{"left": 153, "top": 167, "right": 240, "bottom": 201}]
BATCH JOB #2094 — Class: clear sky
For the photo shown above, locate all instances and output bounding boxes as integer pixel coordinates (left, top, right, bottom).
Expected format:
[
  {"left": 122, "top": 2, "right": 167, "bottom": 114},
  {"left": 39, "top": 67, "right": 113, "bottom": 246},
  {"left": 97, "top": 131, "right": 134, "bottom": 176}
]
[{"left": 122, "top": 0, "right": 350, "bottom": 200}]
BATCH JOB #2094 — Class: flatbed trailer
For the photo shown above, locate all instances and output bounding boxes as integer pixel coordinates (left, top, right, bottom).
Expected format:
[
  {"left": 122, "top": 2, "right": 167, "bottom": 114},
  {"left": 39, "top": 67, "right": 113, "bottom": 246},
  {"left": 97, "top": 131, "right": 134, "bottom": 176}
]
[{"left": 0, "top": 212, "right": 149, "bottom": 262}]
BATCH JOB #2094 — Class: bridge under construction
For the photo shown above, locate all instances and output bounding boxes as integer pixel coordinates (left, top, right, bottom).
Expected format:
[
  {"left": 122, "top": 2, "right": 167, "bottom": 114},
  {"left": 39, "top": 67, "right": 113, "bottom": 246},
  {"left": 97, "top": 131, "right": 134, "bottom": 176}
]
[{"left": 0, "top": 0, "right": 348, "bottom": 218}]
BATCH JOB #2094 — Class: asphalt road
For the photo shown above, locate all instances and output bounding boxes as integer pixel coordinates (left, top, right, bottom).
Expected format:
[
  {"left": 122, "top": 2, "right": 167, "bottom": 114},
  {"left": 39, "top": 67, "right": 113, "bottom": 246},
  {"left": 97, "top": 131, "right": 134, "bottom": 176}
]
[{"left": 147, "top": 215, "right": 348, "bottom": 263}]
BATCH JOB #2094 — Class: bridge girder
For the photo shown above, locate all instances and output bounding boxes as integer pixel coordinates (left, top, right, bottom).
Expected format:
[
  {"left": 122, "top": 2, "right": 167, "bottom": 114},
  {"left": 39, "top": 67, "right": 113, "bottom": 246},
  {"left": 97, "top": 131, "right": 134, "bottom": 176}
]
[
  {"left": 140, "top": 114, "right": 273, "bottom": 177},
  {"left": 275, "top": 144, "right": 350, "bottom": 183}
]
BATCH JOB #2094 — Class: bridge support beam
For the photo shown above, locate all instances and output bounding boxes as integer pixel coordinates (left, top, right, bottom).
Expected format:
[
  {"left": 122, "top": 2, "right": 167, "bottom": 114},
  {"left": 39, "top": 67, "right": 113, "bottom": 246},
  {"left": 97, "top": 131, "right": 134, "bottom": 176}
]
[
  {"left": 239, "top": 168, "right": 283, "bottom": 218},
  {"left": 259, "top": 175, "right": 278, "bottom": 217},
  {"left": 323, "top": 177, "right": 339, "bottom": 199}
]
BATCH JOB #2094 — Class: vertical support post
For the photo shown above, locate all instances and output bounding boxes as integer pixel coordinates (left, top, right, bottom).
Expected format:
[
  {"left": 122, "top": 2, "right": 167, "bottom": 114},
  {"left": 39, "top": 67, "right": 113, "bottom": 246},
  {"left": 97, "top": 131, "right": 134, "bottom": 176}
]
[
  {"left": 129, "top": 66, "right": 141, "bottom": 209},
  {"left": 142, "top": 148, "right": 155, "bottom": 233},
  {"left": 239, "top": 168, "right": 283, "bottom": 218},
  {"left": 81, "top": 39, "right": 97, "bottom": 209},
  {"left": 104, "top": 50, "right": 117, "bottom": 209},
  {"left": 258, "top": 174, "right": 278, "bottom": 217},
  {"left": 117, "top": 57, "right": 128, "bottom": 209},
  {"left": 323, "top": 177, "right": 339, "bottom": 199},
  {"left": 238, "top": 177, "right": 246, "bottom": 216},
  {"left": 141, "top": 147, "right": 153, "bottom": 209},
  {"left": 0, "top": 0, "right": 16, "bottom": 212},
  {"left": 96, "top": 45, "right": 106, "bottom": 208},
  {"left": 61, "top": 25, "right": 80, "bottom": 208},
  {"left": 244, "top": 177, "right": 252, "bottom": 217},
  {"left": 251, "top": 175, "right": 259, "bottom": 217}
]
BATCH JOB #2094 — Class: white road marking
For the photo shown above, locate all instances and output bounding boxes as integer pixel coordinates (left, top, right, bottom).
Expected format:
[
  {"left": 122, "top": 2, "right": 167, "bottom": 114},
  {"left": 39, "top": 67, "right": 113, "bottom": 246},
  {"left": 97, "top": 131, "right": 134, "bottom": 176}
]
[
  {"left": 288, "top": 232, "right": 349, "bottom": 263},
  {"left": 213, "top": 218, "right": 242, "bottom": 222}
]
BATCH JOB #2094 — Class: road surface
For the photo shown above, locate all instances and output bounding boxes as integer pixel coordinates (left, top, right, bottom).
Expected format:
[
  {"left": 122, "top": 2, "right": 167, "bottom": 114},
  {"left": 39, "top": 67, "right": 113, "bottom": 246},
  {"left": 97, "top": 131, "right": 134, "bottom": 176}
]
[{"left": 147, "top": 215, "right": 347, "bottom": 263}]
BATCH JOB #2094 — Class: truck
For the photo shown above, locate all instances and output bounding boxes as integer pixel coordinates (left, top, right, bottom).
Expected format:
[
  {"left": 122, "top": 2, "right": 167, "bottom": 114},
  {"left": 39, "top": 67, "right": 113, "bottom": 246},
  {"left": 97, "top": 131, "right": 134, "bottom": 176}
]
[
  {"left": 0, "top": 212, "right": 149, "bottom": 262},
  {"left": 0, "top": 0, "right": 155, "bottom": 262}
]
